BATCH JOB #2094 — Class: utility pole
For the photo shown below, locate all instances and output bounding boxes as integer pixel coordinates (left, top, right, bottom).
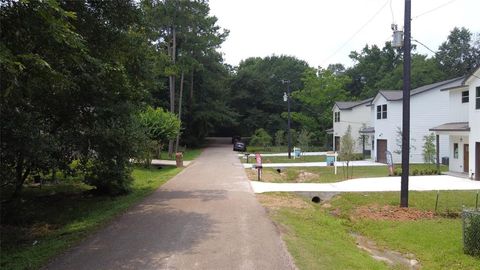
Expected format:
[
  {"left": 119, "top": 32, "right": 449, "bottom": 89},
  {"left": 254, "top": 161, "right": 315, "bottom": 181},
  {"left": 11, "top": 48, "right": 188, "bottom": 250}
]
[
  {"left": 282, "top": 80, "right": 292, "bottom": 159},
  {"left": 401, "top": 0, "right": 411, "bottom": 208}
]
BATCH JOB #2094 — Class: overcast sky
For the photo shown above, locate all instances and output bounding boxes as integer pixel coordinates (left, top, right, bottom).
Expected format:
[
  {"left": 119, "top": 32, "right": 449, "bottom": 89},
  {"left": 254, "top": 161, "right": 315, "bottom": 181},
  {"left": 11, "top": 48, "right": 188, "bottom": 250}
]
[{"left": 209, "top": 0, "right": 480, "bottom": 68}]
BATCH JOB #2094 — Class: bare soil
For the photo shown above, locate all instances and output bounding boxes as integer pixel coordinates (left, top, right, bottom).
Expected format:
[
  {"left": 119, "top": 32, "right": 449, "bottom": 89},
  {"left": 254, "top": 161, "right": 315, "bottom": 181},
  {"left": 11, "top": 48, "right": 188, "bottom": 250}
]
[
  {"left": 353, "top": 204, "right": 436, "bottom": 221},
  {"left": 295, "top": 171, "right": 318, "bottom": 183},
  {"left": 256, "top": 194, "right": 312, "bottom": 211}
]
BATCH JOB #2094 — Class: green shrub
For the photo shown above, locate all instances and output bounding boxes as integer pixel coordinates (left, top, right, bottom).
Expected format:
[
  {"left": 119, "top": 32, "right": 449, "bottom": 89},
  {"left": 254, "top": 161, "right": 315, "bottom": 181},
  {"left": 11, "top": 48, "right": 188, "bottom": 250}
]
[
  {"left": 463, "top": 211, "right": 480, "bottom": 257},
  {"left": 250, "top": 128, "right": 272, "bottom": 147},
  {"left": 84, "top": 158, "right": 133, "bottom": 195}
]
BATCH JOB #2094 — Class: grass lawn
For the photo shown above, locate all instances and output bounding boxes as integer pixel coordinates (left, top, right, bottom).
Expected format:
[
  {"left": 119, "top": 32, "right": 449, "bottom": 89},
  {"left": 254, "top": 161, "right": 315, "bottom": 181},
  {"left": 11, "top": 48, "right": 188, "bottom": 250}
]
[
  {"left": 259, "top": 191, "right": 480, "bottom": 270},
  {"left": 0, "top": 166, "right": 181, "bottom": 270},
  {"left": 246, "top": 164, "right": 448, "bottom": 183}
]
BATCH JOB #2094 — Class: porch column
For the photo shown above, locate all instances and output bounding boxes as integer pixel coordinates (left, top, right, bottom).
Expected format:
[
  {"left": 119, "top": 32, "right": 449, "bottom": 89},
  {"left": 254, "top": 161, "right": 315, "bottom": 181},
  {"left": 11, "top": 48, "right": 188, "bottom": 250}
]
[{"left": 436, "top": 134, "right": 440, "bottom": 174}]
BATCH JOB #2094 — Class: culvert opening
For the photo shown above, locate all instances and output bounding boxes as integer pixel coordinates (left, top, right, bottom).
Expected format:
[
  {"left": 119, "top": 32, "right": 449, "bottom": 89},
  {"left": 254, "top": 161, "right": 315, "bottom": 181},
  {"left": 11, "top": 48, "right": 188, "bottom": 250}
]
[{"left": 312, "top": 196, "right": 321, "bottom": 203}]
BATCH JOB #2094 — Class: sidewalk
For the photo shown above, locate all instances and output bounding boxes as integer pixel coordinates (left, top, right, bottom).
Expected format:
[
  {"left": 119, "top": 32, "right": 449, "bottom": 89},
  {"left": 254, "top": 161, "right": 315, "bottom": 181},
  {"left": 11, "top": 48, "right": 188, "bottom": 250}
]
[
  {"left": 238, "top": 151, "right": 327, "bottom": 157},
  {"left": 250, "top": 175, "right": 480, "bottom": 193},
  {"left": 150, "top": 159, "right": 192, "bottom": 166},
  {"left": 243, "top": 160, "right": 384, "bottom": 168}
]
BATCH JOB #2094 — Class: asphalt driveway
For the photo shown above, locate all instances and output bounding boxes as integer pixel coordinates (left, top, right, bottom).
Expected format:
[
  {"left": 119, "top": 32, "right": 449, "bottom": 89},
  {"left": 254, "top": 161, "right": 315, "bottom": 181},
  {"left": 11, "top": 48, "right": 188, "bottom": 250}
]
[{"left": 45, "top": 138, "right": 295, "bottom": 270}]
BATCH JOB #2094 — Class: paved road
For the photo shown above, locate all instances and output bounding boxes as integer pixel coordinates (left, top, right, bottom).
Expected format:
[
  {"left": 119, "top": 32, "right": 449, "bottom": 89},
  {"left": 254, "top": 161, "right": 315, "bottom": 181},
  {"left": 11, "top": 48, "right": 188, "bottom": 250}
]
[{"left": 45, "top": 138, "right": 295, "bottom": 270}]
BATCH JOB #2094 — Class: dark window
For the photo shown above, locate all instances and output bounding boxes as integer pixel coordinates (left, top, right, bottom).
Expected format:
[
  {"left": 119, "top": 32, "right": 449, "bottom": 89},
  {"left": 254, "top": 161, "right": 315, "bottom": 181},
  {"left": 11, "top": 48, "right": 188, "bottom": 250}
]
[
  {"left": 454, "top": 143, "right": 458, "bottom": 159},
  {"left": 462, "top": 91, "right": 469, "bottom": 103},
  {"left": 377, "top": 104, "right": 387, "bottom": 119},
  {"left": 334, "top": 111, "right": 341, "bottom": 122},
  {"left": 476, "top": 87, "right": 480, "bottom": 109}
]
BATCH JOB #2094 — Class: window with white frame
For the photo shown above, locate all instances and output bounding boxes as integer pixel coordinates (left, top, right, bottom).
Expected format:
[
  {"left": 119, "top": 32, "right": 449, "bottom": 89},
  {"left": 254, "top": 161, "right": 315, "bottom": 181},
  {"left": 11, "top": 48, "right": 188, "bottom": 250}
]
[{"left": 376, "top": 104, "right": 387, "bottom": 119}]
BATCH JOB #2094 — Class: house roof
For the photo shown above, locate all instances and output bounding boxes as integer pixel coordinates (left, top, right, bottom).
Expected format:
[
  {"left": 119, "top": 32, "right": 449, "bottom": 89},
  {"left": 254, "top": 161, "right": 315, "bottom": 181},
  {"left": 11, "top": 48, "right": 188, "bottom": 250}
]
[
  {"left": 465, "top": 66, "right": 480, "bottom": 85},
  {"left": 377, "top": 90, "right": 403, "bottom": 101},
  {"left": 376, "top": 77, "right": 465, "bottom": 102},
  {"left": 334, "top": 98, "right": 373, "bottom": 110},
  {"left": 429, "top": 122, "right": 470, "bottom": 132}
]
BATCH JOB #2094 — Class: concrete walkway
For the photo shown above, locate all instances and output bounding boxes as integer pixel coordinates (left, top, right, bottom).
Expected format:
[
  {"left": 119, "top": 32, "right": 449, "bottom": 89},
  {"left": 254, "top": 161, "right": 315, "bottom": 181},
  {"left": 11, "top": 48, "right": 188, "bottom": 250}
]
[
  {"left": 251, "top": 175, "right": 480, "bottom": 193},
  {"left": 243, "top": 160, "right": 384, "bottom": 168},
  {"left": 151, "top": 159, "right": 192, "bottom": 166},
  {"left": 45, "top": 138, "right": 295, "bottom": 270},
  {"left": 238, "top": 151, "right": 327, "bottom": 157}
]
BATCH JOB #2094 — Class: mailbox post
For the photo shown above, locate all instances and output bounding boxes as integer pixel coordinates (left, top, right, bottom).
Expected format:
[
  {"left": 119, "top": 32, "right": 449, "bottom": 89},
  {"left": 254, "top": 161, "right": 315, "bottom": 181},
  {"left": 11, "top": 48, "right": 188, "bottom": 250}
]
[{"left": 255, "top": 153, "right": 262, "bottom": 181}]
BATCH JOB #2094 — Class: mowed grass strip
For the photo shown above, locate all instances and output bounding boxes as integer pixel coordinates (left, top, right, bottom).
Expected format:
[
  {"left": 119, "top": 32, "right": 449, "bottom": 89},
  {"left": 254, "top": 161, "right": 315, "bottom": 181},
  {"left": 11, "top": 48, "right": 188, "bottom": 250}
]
[
  {"left": 1, "top": 166, "right": 181, "bottom": 270},
  {"left": 246, "top": 164, "right": 448, "bottom": 183},
  {"left": 330, "top": 191, "right": 480, "bottom": 270},
  {"left": 258, "top": 193, "right": 388, "bottom": 270},
  {"left": 259, "top": 191, "right": 479, "bottom": 270}
]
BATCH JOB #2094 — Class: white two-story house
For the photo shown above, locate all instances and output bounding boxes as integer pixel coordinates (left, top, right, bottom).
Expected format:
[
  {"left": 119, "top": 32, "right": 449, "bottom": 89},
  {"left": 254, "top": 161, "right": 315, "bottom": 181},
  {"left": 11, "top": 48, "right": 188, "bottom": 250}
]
[
  {"left": 331, "top": 98, "right": 373, "bottom": 155},
  {"left": 430, "top": 67, "right": 480, "bottom": 179},
  {"left": 371, "top": 77, "right": 464, "bottom": 163}
]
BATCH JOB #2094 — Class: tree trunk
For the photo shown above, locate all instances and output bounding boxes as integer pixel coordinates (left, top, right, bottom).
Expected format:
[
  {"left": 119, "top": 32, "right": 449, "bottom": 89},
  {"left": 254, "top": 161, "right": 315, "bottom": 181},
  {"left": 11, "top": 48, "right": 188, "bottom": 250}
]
[
  {"left": 175, "top": 71, "right": 185, "bottom": 153},
  {"left": 189, "top": 69, "right": 194, "bottom": 102},
  {"left": 168, "top": 25, "right": 177, "bottom": 158},
  {"left": 12, "top": 154, "right": 30, "bottom": 199}
]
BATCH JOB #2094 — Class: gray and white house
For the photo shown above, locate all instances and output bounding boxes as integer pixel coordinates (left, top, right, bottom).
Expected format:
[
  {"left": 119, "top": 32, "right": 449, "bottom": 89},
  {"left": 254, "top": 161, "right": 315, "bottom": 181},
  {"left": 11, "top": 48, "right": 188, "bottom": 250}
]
[{"left": 430, "top": 67, "right": 480, "bottom": 179}]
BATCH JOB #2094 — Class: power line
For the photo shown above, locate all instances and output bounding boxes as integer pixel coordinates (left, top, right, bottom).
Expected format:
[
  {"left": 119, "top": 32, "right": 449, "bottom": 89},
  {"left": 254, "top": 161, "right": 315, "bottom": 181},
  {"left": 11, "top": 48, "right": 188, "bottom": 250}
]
[
  {"left": 389, "top": 0, "right": 395, "bottom": 24},
  {"left": 321, "top": 0, "right": 390, "bottom": 66},
  {"left": 412, "top": 0, "right": 458, "bottom": 20}
]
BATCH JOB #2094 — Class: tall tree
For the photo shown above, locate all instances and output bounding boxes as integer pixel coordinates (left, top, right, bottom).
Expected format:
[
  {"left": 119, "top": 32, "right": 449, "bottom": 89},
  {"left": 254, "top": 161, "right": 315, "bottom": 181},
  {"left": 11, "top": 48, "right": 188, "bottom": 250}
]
[
  {"left": 346, "top": 42, "right": 401, "bottom": 98},
  {"left": 292, "top": 68, "right": 350, "bottom": 145},
  {"left": 435, "top": 27, "right": 480, "bottom": 77},
  {"left": 229, "top": 55, "right": 310, "bottom": 136},
  {"left": 142, "top": 0, "right": 229, "bottom": 149}
]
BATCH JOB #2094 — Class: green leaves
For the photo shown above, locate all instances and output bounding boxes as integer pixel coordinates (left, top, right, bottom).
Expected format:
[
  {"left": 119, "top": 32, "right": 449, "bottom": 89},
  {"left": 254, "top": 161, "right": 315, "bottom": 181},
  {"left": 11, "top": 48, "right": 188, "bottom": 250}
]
[{"left": 138, "top": 106, "right": 180, "bottom": 143}]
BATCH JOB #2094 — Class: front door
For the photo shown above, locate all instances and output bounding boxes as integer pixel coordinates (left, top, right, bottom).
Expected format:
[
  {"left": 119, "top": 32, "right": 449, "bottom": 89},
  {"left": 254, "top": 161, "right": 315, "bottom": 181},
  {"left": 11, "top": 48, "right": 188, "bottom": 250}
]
[
  {"left": 476, "top": 142, "right": 479, "bottom": 180},
  {"left": 377, "top": 139, "right": 387, "bottom": 163},
  {"left": 464, "top": 144, "right": 469, "bottom": 173},
  {"left": 334, "top": 136, "right": 340, "bottom": 152}
]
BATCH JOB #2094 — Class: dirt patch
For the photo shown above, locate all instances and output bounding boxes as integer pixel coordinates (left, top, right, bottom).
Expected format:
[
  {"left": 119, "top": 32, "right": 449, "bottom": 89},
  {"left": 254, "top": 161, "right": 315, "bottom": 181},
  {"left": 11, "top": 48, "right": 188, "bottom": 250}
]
[
  {"left": 256, "top": 194, "right": 312, "bottom": 211},
  {"left": 245, "top": 168, "right": 281, "bottom": 182},
  {"left": 353, "top": 204, "right": 436, "bottom": 221},
  {"left": 295, "top": 171, "right": 319, "bottom": 183}
]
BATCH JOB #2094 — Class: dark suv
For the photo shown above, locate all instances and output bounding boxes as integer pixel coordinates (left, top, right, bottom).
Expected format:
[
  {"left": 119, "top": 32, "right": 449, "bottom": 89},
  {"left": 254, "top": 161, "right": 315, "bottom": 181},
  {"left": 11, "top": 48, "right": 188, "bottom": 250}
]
[
  {"left": 231, "top": 135, "right": 241, "bottom": 144},
  {"left": 233, "top": 141, "right": 246, "bottom": 152}
]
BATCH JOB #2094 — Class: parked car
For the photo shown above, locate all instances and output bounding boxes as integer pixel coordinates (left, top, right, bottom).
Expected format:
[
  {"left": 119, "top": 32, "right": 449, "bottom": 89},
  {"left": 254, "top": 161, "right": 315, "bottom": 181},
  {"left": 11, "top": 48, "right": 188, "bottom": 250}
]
[
  {"left": 233, "top": 141, "right": 246, "bottom": 152},
  {"left": 231, "top": 135, "right": 241, "bottom": 144}
]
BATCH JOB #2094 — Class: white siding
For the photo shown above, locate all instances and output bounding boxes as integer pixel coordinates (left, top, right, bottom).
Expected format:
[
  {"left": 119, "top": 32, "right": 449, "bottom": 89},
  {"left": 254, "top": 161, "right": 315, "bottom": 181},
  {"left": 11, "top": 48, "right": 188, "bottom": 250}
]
[
  {"left": 372, "top": 95, "right": 403, "bottom": 162},
  {"left": 333, "top": 104, "right": 371, "bottom": 153},
  {"left": 448, "top": 87, "right": 469, "bottom": 122},
  {"left": 449, "top": 135, "right": 469, "bottom": 173},
  {"left": 467, "top": 73, "right": 480, "bottom": 178},
  {"left": 409, "top": 88, "right": 450, "bottom": 163},
  {"left": 372, "top": 83, "right": 456, "bottom": 163}
]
